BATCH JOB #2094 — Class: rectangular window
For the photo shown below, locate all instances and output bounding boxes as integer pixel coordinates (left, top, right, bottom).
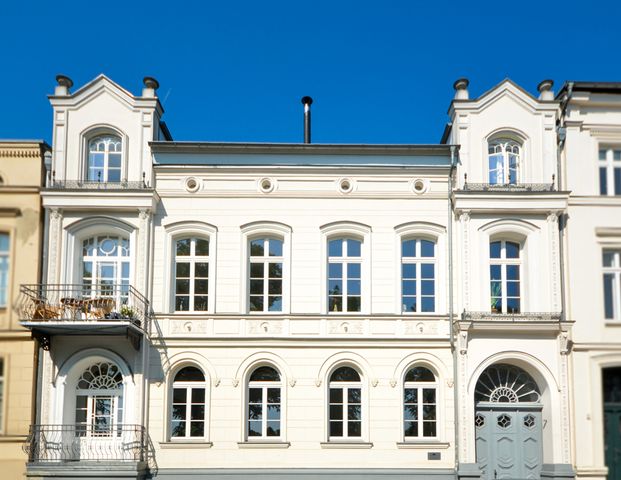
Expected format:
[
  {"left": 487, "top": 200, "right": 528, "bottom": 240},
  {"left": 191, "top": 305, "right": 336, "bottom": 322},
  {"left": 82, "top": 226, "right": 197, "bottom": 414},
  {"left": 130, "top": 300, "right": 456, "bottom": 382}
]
[
  {"left": 603, "top": 251, "right": 621, "bottom": 321},
  {"left": 249, "top": 238, "right": 283, "bottom": 312},
  {"left": 0, "top": 234, "right": 8, "bottom": 307},
  {"left": 0, "top": 358, "right": 4, "bottom": 432},
  {"left": 490, "top": 240, "right": 521, "bottom": 314},
  {"left": 401, "top": 239, "right": 436, "bottom": 313},
  {"left": 328, "top": 238, "right": 362, "bottom": 312},
  {"left": 174, "top": 237, "right": 209, "bottom": 312},
  {"left": 599, "top": 148, "right": 621, "bottom": 196}
]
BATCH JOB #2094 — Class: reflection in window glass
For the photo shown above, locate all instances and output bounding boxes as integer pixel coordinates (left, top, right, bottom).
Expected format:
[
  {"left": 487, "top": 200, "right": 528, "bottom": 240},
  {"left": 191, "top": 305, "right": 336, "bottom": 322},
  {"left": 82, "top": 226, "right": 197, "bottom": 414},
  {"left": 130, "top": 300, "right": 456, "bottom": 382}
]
[
  {"left": 328, "top": 239, "right": 362, "bottom": 312},
  {"left": 87, "top": 135, "right": 123, "bottom": 183},
  {"left": 174, "top": 238, "right": 209, "bottom": 312},
  {"left": 490, "top": 240, "right": 520, "bottom": 313},
  {"left": 404, "top": 366, "right": 437, "bottom": 438},
  {"left": 247, "top": 366, "right": 281, "bottom": 438},
  {"left": 402, "top": 239, "right": 436, "bottom": 313},
  {"left": 249, "top": 238, "right": 283, "bottom": 312},
  {"left": 603, "top": 251, "right": 621, "bottom": 321},
  {"left": 329, "top": 367, "right": 362, "bottom": 439},
  {"left": 171, "top": 367, "right": 206, "bottom": 438}
]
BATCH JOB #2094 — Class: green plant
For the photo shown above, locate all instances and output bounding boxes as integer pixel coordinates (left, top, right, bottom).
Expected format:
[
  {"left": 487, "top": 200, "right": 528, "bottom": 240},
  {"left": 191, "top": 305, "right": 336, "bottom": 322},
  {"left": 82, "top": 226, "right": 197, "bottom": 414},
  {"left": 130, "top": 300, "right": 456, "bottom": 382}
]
[
  {"left": 120, "top": 305, "right": 135, "bottom": 319},
  {"left": 490, "top": 282, "right": 502, "bottom": 312}
]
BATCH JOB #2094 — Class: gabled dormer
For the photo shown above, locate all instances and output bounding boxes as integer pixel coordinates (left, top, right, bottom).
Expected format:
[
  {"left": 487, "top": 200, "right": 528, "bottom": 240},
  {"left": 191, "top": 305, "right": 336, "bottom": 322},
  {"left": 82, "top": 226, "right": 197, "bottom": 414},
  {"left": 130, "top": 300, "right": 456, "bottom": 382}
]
[
  {"left": 444, "top": 78, "right": 559, "bottom": 191},
  {"left": 48, "top": 74, "right": 170, "bottom": 189}
]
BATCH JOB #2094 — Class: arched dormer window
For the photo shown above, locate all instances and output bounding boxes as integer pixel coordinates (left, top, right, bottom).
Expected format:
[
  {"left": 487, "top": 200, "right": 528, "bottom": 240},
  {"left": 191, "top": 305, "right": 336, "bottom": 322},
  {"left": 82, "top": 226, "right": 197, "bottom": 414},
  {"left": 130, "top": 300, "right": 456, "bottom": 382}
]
[
  {"left": 87, "top": 135, "right": 123, "bottom": 183},
  {"left": 488, "top": 138, "right": 520, "bottom": 185}
]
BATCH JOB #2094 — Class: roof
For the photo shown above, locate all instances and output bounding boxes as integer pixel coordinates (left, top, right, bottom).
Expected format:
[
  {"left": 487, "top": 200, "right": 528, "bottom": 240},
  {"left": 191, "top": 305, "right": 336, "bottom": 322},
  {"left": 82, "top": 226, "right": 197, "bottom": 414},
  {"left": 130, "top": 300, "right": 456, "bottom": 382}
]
[{"left": 557, "top": 81, "right": 621, "bottom": 99}]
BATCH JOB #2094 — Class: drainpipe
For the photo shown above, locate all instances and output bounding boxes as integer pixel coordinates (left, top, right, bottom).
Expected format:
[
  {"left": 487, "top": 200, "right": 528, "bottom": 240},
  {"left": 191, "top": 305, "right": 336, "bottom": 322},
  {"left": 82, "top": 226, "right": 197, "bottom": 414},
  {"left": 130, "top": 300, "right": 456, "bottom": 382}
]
[{"left": 448, "top": 145, "right": 459, "bottom": 472}]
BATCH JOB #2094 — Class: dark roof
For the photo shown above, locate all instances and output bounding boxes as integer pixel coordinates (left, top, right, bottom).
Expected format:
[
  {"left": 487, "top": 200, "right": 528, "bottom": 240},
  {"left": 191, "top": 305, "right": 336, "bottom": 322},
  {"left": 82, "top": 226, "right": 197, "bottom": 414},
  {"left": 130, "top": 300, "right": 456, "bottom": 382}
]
[{"left": 557, "top": 81, "right": 621, "bottom": 99}]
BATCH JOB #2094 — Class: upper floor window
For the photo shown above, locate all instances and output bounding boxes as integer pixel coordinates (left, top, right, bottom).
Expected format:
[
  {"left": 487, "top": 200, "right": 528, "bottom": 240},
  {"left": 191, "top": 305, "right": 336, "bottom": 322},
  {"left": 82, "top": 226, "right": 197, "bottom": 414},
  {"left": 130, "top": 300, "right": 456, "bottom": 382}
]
[
  {"left": 401, "top": 238, "right": 435, "bottom": 313},
  {"left": 488, "top": 139, "right": 520, "bottom": 185},
  {"left": 174, "top": 238, "right": 209, "bottom": 312},
  {"left": 0, "top": 233, "right": 8, "bottom": 307},
  {"left": 82, "top": 235, "right": 129, "bottom": 301},
  {"left": 0, "top": 358, "right": 4, "bottom": 433},
  {"left": 403, "top": 366, "right": 437, "bottom": 439},
  {"left": 599, "top": 147, "right": 621, "bottom": 196},
  {"left": 328, "top": 238, "right": 361, "bottom": 313},
  {"left": 490, "top": 240, "right": 520, "bottom": 313},
  {"left": 88, "top": 135, "right": 122, "bottom": 183},
  {"left": 328, "top": 366, "right": 362, "bottom": 439},
  {"left": 171, "top": 366, "right": 206, "bottom": 439},
  {"left": 247, "top": 366, "right": 281, "bottom": 439},
  {"left": 249, "top": 238, "right": 283, "bottom": 312},
  {"left": 604, "top": 250, "right": 621, "bottom": 321}
]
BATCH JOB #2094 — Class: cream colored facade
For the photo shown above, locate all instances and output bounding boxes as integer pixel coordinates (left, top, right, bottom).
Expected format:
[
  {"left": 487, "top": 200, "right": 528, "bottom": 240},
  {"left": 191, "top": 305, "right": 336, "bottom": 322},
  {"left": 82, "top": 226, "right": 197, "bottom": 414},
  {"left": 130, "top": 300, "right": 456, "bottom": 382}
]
[{"left": 0, "top": 141, "right": 48, "bottom": 478}]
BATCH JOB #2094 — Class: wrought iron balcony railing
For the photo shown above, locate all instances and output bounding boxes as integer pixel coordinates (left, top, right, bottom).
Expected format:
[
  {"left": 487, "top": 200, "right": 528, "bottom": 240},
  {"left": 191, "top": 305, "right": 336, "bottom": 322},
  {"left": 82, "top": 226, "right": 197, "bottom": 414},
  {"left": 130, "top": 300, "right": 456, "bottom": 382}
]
[
  {"left": 47, "top": 180, "right": 148, "bottom": 190},
  {"left": 19, "top": 284, "right": 150, "bottom": 334},
  {"left": 24, "top": 424, "right": 150, "bottom": 464},
  {"left": 461, "top": 311, "right": 562, "bottom": 322},
  {"left": 462, "top": 182, "right": 555, "bottom": 192}
]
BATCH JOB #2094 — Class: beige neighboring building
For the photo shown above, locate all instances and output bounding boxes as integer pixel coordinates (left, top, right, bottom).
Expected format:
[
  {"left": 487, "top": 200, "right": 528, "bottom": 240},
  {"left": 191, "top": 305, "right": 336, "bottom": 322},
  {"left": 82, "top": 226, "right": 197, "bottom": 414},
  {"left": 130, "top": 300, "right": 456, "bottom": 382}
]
[{"left": 0, "top": 140, "right": 49, "bottom": 477}]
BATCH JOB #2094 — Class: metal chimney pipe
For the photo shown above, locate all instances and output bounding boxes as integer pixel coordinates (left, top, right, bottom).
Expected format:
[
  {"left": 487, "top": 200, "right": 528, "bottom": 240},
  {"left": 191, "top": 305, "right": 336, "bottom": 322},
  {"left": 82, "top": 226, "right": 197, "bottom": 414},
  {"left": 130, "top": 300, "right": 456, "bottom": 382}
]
[{"left": 301, "top": 96, "right": 313, "bottom": 143}]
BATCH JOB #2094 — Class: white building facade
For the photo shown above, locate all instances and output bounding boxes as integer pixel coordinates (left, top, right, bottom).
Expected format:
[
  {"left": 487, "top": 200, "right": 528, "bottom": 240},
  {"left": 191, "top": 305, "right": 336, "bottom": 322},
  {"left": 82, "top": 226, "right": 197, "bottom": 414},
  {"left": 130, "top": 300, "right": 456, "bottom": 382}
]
[{"left": 18, "top": 74, "right": 621, "bottom": 480}]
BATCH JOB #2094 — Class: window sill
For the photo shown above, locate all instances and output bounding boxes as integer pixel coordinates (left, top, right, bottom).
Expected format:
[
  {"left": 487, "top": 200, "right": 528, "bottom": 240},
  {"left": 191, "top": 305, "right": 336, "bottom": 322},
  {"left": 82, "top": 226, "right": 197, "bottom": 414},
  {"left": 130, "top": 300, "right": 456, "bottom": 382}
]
[
  {"left": 320, "top": 441, "right": 373, "bottom": 449},
  {"left": 237, "top": 441, "right": 290, "bottom": 449},
  {"left": 605, "top": 322, "right": 621, "bottom": 327},
  {"left": 159, "top": 441, "right": 213, "bottom": 449},
  {"left": 397, "top": 441, "right": 450, "bottom": 449}
]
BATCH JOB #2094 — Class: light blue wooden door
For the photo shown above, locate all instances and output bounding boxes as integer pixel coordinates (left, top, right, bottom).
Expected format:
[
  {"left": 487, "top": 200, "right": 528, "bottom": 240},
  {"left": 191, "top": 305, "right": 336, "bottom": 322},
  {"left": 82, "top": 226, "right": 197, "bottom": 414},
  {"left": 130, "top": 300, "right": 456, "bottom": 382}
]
[{"left": 476, "top": 408, "right": 542, "bottom": 479}]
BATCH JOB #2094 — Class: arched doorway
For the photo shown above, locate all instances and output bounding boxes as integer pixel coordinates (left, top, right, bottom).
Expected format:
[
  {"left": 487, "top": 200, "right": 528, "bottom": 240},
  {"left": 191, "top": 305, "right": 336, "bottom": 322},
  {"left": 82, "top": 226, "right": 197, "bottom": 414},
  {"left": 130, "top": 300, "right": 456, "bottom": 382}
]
[
  {"left": 474, "top": 363, "right": 543, "bottom": 479},
  {"left": 603, "top": 367, "right": 621, "bottom": 480}
]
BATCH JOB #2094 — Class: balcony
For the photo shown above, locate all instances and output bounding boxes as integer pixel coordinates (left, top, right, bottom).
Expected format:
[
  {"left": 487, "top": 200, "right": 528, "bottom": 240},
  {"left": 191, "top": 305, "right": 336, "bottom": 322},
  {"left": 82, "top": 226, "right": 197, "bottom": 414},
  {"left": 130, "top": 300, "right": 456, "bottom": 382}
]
[
  {"left": 19, "top": 284, "right": 150, "bottom": 350},
  {"left": 462, "top": 182, "right": 555, "bottom": 192},
  {"left": 459, "top": 310, "right": 566, "bottom": 333},
  {"left": 24, "top": 424, "right": 155, "bottom": 476},
  {"left": 47, "top": 179, "right": 148, "bottom": 190}
]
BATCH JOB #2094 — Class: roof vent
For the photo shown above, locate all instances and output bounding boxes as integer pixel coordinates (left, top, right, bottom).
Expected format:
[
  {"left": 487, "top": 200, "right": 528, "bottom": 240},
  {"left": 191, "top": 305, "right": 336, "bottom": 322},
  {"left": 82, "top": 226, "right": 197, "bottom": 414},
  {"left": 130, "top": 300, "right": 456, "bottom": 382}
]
[
  {"left": 453, "top": 78, "right": 469, "bottom": 100},
  {"left": 301, "top": 96, "right": 313, "bottom": 143},
  {"left": 537, "top": 79, "right": 554, "bottom": 101},
  {"left": 142, "top": 77, "right": 160, "bottom": 98},
  {"left": 55, "top": 75, "right": 73, "bottom": 96}
]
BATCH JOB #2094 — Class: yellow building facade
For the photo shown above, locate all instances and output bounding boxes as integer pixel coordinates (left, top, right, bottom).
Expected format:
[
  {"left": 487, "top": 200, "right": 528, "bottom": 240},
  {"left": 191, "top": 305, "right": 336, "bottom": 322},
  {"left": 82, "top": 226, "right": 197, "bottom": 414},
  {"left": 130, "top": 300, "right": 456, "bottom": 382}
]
[{"left": 0, "top": 141, "right": 48, "bottom": 477}]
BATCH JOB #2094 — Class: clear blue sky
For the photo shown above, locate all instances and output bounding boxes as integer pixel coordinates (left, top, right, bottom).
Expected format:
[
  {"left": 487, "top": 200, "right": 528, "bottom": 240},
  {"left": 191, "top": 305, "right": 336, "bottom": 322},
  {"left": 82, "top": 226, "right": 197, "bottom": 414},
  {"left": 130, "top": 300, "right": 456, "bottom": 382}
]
[{"left": 1, "top": 0, "right": 620, "bottom": 144}]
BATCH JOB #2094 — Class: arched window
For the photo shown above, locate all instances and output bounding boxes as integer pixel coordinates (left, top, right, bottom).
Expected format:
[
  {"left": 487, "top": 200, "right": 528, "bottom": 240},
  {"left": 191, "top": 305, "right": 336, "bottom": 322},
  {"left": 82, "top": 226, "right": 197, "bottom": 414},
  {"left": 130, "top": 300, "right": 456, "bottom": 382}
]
[
  {"left": 75, "top": 362, "right": 124, "bottom": 436},
  {"left": 488, "top": 139, "right": 520, "bottom": 185},
  {"left": 328, "top": 366, "right": 362, "bottom": 439},
  {"left": 475, "top": 364, "right": 541, "bottom": 403},
  {"left": 82, "top": 235, "right": 130, "bottom": 302},
  {"left": 174, "top": 237, "right": 209, "bottom": 312},
  {"left": 247, "top": 366, "right": 281, "bottom": 439},
  {"left": 490, "top": 240, "right": 520, "bottom": 313},
  {"left": 249, "top": 237, "right": 283, "bottom": 312},
  {"left": 171, "top": 366, "right": 206, "bottom": 439},
  {"left": 403, "top": 366, "right": 437, "bottom": 438},
  {"left": 328, "top": 238, "right": 362, "bottom": 312},
  {"left": 87, "top": 135, "right": 123, "bottom": 183},
  {"left": 401, "top": 238, "right": 436, "bottom": 313}
]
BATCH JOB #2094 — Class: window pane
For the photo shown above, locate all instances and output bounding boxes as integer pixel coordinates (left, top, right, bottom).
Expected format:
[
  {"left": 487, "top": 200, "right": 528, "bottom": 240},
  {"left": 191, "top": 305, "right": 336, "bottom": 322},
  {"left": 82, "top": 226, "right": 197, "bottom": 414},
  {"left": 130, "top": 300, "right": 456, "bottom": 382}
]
[
  {"left": 348, "top": 421, "right": 362, "bottom": 437},
  {"left": 347, "top": 279, "right": 361, "bottom": 295},
  {"left": 248, "top": 388, "right": 262, "bottom": 403},
  {"left": 421, "top": 297, "right": 435, "bottom": 312},
  {"left": 176, "top": 239, "right": 191, "bottom": 256},
  {"left": 267, "top": 421, "right": 280, "bottom": 436},
  {"left": 348, "top": 405, "right": 361, "bottom": 420},
  {"left": 402, "top": 264, "right": 416, "bottom": 279},
  {"left": 176, "top": 279, "right": 190, "bottom": 294},
  {"left": 250, "top": 263, "right": 264, "bottom": 278},
  {"left": 423, "top": 388, "right": 436, "bottom": 404},
  {"left": 330, "top": 405, "right": 343, "bottom": 420},
  {"left": 404, "top": 388, "right": 418, "bottom": 403},
  {"left": 490, "top": 265, "right": 501, "bottom": 280},
  {"left": 404, "top": 422, "right": 418, "bottom": 437},
  {"left": 604, "top": 273, "right": 615, "bottom": 319},
  {"left": 249, "top": 296, "right": 264, "bottom": 311},
  {"left": 108, "top": 153, "right": 121, "bottom": 168},
  {"left": 267, "top": 387, "right": 281, "bottom": 402},
  {"left": 250, "top": 239, "right": 264, "bottom": 256},
  {"left": 250, "top": 280, "right": 264, "bottom": 294},
  {"left": 405, "top": 367, "right": 435, "bottom": 382},
  {"left": 507, "top": 281, "right": 520, "bottom": 297},
  {"left": 328, "top": 239, "right": 342, "bottom": 257},
  {"left": 329, "top": 421, "right": 343, "bottom": 437},
  {"left": 506, "top": 297, "right": 520, "bottom": 313},
  {"left": 404, "top": 405, "right": 418, "bottom": 420},
  {"left": 268, "top": 280, "right": 281, "bottom": 295},
  {"left": 269, "top": 239, "right": 283, "bottom": 256},
  {"left": 171, "top": 421, "right": 186, "bottom": 437},
  {"left": 328, "top": 263, "right": 342, "bottom": 278},
  {"left": 421, "top": 280, "right": 434, "bottom": 295},
  {"left": 190, "top": 422, "right": 204, "bottom": 437},
  {"left": 191, "top": 389, "right": 205, "bottom": 403},
  {"left": 268, "top": 297, "right": 282, "bottom": 312},
  {"left": 331, "top": 367, "right": 360, "bottom": 382},
  {"left": 248, "top": 404, "right": 262, "bottom": 420},
  {"left": 251, "top": 367, "right": 280, "bottom": 382},
  {"left": 615, "top": 150, "right": 621, "bottom": 161},
  {"left": 172, "top": 404, "right": 186, "bottom": 420},
  {"left": 423, "top": 422, "right": 436, "bottom": 437},
  {"left": 600, "top": 167, "right": 608, "bottom": 195},
  {"left": 402, "top": 280, "right": 416, "bottom": 296},
  {"left": 195, "top": 279, "right": 209, "bottom": 294},
  {"left": 615, "top": 168, "right": 621, "bottom": 195},
  {"left": 328, "top": 280, "right": 343, "bottom": 295},
  {"left": 402, "top": 240, "right": 416, "bottom": 257},
  {"left": 348, "top": 388, "right": 361, "bottom": 403},
  {"left": 329, "top": 296, "right": 342, "bottom": 312},
  {"left": 248, "top": 421, "right": 262, "bottom": 436},
  {"left": 269, "top": 263, "right": 282, "bottom": 278},
  {"left": 195, "top": 263, "right": 209, "bottom": 277},
  {"left": 175, "top": 296, "right": 189, "bottom": 311},
  {"left": 402, "top": 297, "right": 417, "bottom": 312},
  {"left": 347, "top": 239, "right": 361, "bottom": 257},
  {"left": 267, "top": 405, "right": 280, "bottom": 420},
  {"left": 600, "top": 149, "right": 608, "bottom": 161},
  {"left": 505, "top": 242, "right": 520, "bottom": 259},
  {"left": 107, "top": 169, "right": 121, "bottom": 182},
  {"left": 191, "top": 405, "right": 205, "bottom": 420},
  {"left": 347, "top": 263, "right": 361, "bottom": 278},
  {"left": 175, "top": 367, "right": 205, "bottom": 381},
  {"left": 195, "top": 239, "right": 209, "bottom": 256},
  {"left": 194, "top": 296, "right": 209, "bottom": 311},
  {"left": 347, "top": 297, "right": 361, "bottom": 312},
  {"left": 506, "top": 265, "right": 520, "bottom": 280},
  {"left": 604, "top": 252, "right": 616, "bottom": 267},
  {"left": 330, "top": 388, "right": 343, "bottom": 403},
  {"left": 421, "top": 263, "right": 434, "bottom": 279},
  {"left": 490, "top": 241, "right": 501, "bottom": 258},
  {"left": 421, "top": 240, "right": 435, "bottom": 257}
]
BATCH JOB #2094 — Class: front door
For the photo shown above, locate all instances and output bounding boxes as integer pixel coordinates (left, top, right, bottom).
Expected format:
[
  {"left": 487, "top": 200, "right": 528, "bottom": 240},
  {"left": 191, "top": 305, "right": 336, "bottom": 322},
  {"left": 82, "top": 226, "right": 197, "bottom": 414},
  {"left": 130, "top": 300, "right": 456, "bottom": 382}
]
[
  {"left": 604, "top": 404, "right": 621, "bottom": 480},
  {"left": 476, "top": 407, "right": 543, "bottom": 479}
]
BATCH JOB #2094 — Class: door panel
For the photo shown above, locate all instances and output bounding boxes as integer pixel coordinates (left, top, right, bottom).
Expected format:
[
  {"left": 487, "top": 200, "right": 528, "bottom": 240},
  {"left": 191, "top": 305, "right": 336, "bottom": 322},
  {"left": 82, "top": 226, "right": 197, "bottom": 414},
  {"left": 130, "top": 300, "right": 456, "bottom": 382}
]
[{"left": 605, "top": 405, "right": 621, "bottom": 480}]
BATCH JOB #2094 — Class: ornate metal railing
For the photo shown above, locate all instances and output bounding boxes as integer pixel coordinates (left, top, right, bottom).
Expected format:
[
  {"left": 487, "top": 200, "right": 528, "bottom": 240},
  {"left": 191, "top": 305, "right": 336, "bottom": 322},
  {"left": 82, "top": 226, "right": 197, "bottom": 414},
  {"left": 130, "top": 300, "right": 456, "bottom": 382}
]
[
  {"left": 462, "top": 183, "right": 555, "bottom": 192},
  {"left": 461, "top": 311, "right": 562, "bottom": 322},
  {"left": 19, "top": 284, "right": 150, "bottom": 334},
  {"left": 24, "top": 424, "right": 150, "bottom": 464},
  {"left": 47, "top": 180, "right": 148, "bottom": 190}
]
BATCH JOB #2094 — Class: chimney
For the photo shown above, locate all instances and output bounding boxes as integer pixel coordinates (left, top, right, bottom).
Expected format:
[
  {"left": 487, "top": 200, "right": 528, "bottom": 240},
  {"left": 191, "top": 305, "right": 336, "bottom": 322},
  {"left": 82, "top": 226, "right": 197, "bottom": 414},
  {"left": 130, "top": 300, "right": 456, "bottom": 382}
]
[
  {"left": 301, "top": 96, "right": 313, "bottom": 143},
  {"left": 537, "top": 79, "right": 554, "bottom": 101},
  {"left": 55, "top": 75, "right": 73, "bottom": 96},
  {"left": 453, "top": 78, "right": 469, "bottom": 100},
  {"left": 142, "top": 77, "right": 160, "bottom": 98}
]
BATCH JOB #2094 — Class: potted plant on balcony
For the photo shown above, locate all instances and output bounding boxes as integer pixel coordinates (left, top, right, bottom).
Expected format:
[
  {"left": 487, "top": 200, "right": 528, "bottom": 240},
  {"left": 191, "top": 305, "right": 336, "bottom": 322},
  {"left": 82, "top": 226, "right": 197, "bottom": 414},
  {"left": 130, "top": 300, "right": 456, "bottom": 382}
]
[
  {"left": 490, "top": 283, "right": 502, "bottom": 314},
  {"left": 120, "top": 305, "right": 136, "bottom": 320}
]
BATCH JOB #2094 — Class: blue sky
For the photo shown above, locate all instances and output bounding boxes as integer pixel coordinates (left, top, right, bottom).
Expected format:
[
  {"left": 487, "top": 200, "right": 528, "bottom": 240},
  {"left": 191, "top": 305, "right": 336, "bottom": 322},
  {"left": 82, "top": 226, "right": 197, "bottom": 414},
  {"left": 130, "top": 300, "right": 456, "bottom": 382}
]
[{"left": 1, "top": 0, "right": 620, "bottom": 144}]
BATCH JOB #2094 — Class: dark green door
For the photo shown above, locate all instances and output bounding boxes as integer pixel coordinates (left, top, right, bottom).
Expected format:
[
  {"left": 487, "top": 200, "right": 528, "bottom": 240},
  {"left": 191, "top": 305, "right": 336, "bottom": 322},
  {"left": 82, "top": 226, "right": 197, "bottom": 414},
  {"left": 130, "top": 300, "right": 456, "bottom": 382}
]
[{"left": 604, "top": 404, "right": 621, "bottom": 480}]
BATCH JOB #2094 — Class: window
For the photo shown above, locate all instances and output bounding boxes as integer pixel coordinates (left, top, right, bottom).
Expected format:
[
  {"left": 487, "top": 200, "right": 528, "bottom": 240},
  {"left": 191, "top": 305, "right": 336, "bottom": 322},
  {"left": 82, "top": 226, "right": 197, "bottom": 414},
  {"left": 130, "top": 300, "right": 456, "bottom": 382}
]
[
  {"left": 403, "top": 366, "right": 437, "bottom": 439},
  {"left": 0, "top": 358, "right": 4, "bottom": 432},
  {"left": 401, "top": 239, "right": 435, "bottom": 313},
  {"left": 249, "top": 238, "right": 283, "bottom": 312},
  {"left": 604, "top": 250, "right": 621, "bottom": 321},
  {"left": 75, "top": 362, "right": 123, "bottom": 436},
  {"left": 488, "top": 139, "right": 520, "bottom": 185},
  {"left": 82, "top": 235, "right": 129, "bottom": 302},
  {"left": 490, "top": 240, "right": 520, "bottom": 313},
  {"left": 0, "top": 233, "right": 8, "bottom": 307},
  {"left": 328, "top": 366, "right": 362, "bottom": 439},
  {"left": 171, "top": 366, "right": 206, "bottom": 439},
  {"left": 328, "top": 238, "right": 361, "bottom": 312},
  {"left": 247, "top": 366, "right": 281, "bottom": 439},
  {"left": 87, "top": 135, "right": 123, "bottom": 182},
  {"left": 174, "top": 237, "right": 209, "bottom": 312},
  {"left": 599, "top": 147, "right": 621, "bottom": 195}
]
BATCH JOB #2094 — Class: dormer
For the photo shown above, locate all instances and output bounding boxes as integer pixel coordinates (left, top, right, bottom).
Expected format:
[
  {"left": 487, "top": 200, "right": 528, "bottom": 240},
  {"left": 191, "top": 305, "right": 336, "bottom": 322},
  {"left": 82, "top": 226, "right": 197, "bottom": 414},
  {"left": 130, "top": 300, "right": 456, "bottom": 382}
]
[
  {"left": 48, "top": 74, "right": 170, "bottom": 188},
  {"left": 445, "top": 78, "right": 559, "bottom": 190}
]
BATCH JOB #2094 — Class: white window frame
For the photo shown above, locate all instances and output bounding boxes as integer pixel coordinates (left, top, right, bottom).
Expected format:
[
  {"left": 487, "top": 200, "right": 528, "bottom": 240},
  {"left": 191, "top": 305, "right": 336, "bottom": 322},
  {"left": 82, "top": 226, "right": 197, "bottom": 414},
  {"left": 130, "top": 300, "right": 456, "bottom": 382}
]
[
  {"left": 599, "top": 146, "right": 621, "bottom": 196},
  {"left": 320, "top": 222, "right": 371, "bottom": 315},
  {"left": 248, "top": 237, "right": 284, "bottom": 313},
  {"left": 489, "top": 240, "right": 521, "bottom": 314},
  {"left": 603, "top": 250, "right": 621, "bottom": 321},
  {"left": 241, "top": 222, "right": 291, "bottom": 314},
  {"left": 487, "top": 138, "right": 521, "bottom": 185},
  {"left": 81, "top": 234, "right": 131, "bottom": 296},
  {"left": 86, "top": 134, "right": 124, "bottom": 183},
  {"left": 327, "top": 238, "right": 362, "bottom": 313},
  {"left": 327, "top": 365, "right": 365, "bottom": 442},
  {"left": 0, "top": 232, "right": 9, "bottom": 308},
  {"left": 400, "top": 238, "right": 437, "bottom": 314},
  {"left": 245, "top": 366, "right": 283, "bottom": 440},
  {"left": 173, "top": 237, "right": 210, "bottom": 312},
  {"left": 402, "top": 366, "right": 438, "bottom": 440},
  {"left": 169, "top": 366, "right": 207, "bottom": 441}
]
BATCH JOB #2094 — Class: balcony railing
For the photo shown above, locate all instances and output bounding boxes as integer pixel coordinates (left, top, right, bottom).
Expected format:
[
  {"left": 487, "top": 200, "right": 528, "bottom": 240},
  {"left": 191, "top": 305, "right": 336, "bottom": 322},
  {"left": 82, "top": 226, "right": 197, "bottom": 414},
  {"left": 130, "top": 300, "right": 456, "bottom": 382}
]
[
  {"left": 461, "top": 311, "right": 562, "bottom": 322},
  {"left": 47, "top": 180, "right": 148, "bottom": 190},
  {"left": 24, "top": 424, "right": 150, "bottom": 464},
  {"left": 462, "top": 182, "right": 555, "bottom": 192},
  {"left": 19, "top": 284, "right": 150, "bottom": 334}
]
